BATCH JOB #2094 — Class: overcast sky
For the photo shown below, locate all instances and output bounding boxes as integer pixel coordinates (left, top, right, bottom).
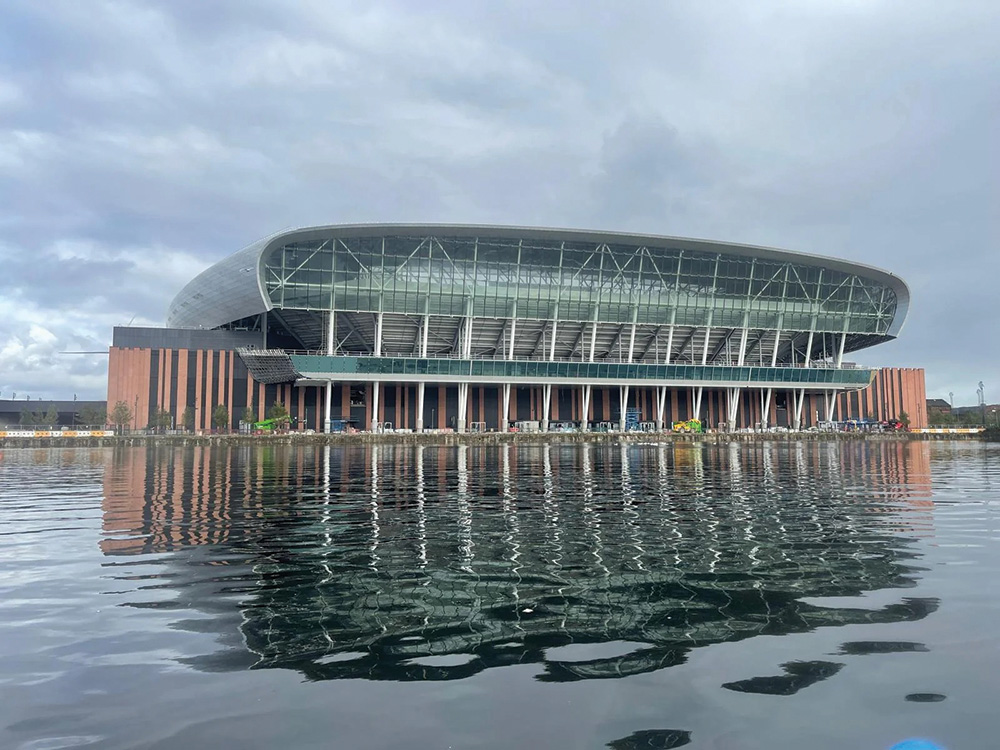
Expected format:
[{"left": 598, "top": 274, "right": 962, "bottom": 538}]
[{"left": 1, "top": 0, "right": 996, "bottom": 403}]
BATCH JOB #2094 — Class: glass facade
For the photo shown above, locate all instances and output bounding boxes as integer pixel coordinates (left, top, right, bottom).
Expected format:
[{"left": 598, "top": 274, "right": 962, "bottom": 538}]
[
  {"left": 290, "top": 355, "right": 874, "bottom": 387},
  {"left": 263, "top": 233, "right": 899, "bottom": 338}
]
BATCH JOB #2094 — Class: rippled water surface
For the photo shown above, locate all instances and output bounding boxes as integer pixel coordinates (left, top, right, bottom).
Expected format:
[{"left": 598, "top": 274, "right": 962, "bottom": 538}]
[{"left": 2, "top": 440, "right": 999, "bottom": 749}]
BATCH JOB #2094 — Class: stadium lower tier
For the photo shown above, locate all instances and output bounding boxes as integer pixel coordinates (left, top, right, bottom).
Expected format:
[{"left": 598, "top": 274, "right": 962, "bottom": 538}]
[{"left": 107, "top": 328, "right": 927, "bottom": 432}]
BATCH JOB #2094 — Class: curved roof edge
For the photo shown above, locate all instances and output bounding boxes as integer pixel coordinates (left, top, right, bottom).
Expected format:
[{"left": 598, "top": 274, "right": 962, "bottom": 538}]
[
  {"left": 168, "top": 224, "right": 910, "bottom": 337},
  {"left": 166, "top": 235, "right": 273, "bottom": 329}
]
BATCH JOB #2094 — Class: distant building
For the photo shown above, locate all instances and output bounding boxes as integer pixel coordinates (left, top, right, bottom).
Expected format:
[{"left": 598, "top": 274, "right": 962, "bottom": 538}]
[
  {"left": 0, "top": 399, "right": 107, "bottom": 428},
  {"left": 106, "top": 224, "right": 927, "bottom": 431},
  {"left": 926, "top": 398, "right": 952, "bottom": 417}
]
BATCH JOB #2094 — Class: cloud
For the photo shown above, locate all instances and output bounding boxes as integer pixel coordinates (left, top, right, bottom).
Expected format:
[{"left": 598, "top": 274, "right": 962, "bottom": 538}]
[{"left": 0, "top": 0, "right": 997, "bottom": 401}]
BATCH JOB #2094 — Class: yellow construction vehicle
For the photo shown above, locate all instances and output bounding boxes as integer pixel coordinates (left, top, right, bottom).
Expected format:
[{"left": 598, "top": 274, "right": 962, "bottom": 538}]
[{"left": 672, "top": 418, "right": 702, "bottom": 433}]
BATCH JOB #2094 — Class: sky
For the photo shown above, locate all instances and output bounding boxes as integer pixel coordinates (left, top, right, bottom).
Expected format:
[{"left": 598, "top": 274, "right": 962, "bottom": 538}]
[{"left": 0, "top": 0, "right": 996, "bottom": 403}]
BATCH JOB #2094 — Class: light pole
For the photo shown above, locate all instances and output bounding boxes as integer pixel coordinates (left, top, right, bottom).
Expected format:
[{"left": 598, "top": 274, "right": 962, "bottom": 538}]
[{"left": 978, "top": 382, "right": 986, "bottom": 427}]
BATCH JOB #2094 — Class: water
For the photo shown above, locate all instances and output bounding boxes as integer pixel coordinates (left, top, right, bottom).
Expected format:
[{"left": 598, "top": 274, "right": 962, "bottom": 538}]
[{"left": 0, "top": 441, "right": 998, "bottom": 749}]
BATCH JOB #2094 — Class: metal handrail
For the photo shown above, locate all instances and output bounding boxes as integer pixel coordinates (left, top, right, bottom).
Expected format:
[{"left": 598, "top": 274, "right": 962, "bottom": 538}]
[{"left": 278, "top": 349, "right": 864, "bottom": 369}]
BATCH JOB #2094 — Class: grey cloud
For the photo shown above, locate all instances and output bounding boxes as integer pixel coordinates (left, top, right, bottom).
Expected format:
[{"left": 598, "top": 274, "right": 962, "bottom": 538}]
[{"left": 1, "top": 0, "right": 997, "bottom": 401}]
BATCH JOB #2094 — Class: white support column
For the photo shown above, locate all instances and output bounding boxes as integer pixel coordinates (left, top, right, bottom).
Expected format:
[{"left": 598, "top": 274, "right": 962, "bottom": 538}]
[
  {"left": 502, "top": 383, "right": 512, "bottom": 432},
  {"left": 548, "top": 305, "right": 559, "bottom": 362},
  {"left": 737, "top": 313, "right": 749, "bottom": 367},
  {"left": 588, "top": 304, "right": 599, "bottom": 362},
  {"left": 371, "top": 382, "right": 380, "bottom": 432},
  {"left": 417, "top": 307, "right": 429, "bottom": 435},
  {"left": 374, "top": 311, "right": 384, "bottom": 356},
  {"left": 580, "top": 384, "right": 592, "bottom": 432},
  {"left": 656, "top": 386, "right": 668, "bottom": 431},
  {"left": 542, "top": 384, "right": 553, "bottom": 432},
  {"left": 324, "top": 381, "right": 333, "bottom": 433},
  {"left": 457, "top": 383, "right": 469, "bottom": 433},
  {"left": 325, "top": 309, "right": 335, "bottom": 433},
  {"left": 836, "top": 331, "right": 847, "bottom": 368},
  {"left": 762, "top": 388, "right": 773, "bottom": 430},
  {"left": 463, "top": 306, "right": 474, "bottom": 359},
  {"left": 627, "top": 309, "right": 638, "bottom": 363},
  {"left": 727, "top": 387, "right": 741, "bottom": 431},
  {"left": 824, "top": 390, "right": 836, "bottom": 423},
  {"left": 792, "top": 388, "right": 806, "bottom": 430},
  {"left": 327, "top": 309, "right": 336, "bottom": 356},
  {"left": 507, "top": 312, "right": 517, "bottom": 360},
  {"left": 664, "top": 307, "right": 677, "bottom": 364},
  {"left": 416, "top": 382, "right": 426, "bottom": 433},
  {"left": 619, "top": 385, "right": 630, "bottom": 432},
  {"left": 693, "top": 313, "right": 712, "bottom": 429},
  {"left": 771, "top": 313, "right": 784, "bottom": 368}
]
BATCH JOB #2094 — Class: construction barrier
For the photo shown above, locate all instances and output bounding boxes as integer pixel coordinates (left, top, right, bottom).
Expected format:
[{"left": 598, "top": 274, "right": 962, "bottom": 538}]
[
  {"left": 0, "top": 430, "right": 116, "bottom": 438},
  {"left": 910, "top": 428, "right": 985, "bottom": 434}
]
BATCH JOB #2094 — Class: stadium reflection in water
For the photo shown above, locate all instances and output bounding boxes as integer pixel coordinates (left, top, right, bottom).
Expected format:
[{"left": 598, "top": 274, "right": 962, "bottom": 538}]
[{"left": 100, "top": 440, "right": 936, "bottom": 684}]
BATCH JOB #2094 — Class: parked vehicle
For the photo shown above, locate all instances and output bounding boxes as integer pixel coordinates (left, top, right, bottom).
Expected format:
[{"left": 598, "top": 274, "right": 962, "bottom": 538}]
[{"left": 672, "top": 419, "right": 702, "bottom": 433}]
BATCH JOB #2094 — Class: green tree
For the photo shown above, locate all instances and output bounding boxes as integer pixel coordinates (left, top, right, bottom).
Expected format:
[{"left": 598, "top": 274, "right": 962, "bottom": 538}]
[
  {"left": 241, "top": 406, "right": 256, "bottom": 425},
  {"left": 212, "top": 404, "right": 230, "bottom": 431},
  {"left": 20, "top": 409, "right": 38, "bottom": 427},
  {"left": 109, "top": 401, "right": 133, "bottom": 433},
  {"left": 898, "top": 410, "right": 910, "bottom": 428},
  {"left": 77, "top": 405, "right": 107, "bottom": 427},
  {"left": 181, "top": 407, "right": 195, "bottom": 431},
  {"left": 151, "top": 408, "right": 173, "bottom": 432},
  {"left": 42, "top": 405, "right": 59, "bottom": 426},
  {"left": 928, "top": 411, "right": 956, "bottom": 427},
  {"left": 267, "top": 402, "right": 289, "bottom": 423}
]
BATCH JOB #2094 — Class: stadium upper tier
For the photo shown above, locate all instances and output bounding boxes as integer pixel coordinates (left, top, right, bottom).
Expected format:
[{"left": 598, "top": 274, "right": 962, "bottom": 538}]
[{"left": 166, "top": 224, "right": 908, "bottom": 366}]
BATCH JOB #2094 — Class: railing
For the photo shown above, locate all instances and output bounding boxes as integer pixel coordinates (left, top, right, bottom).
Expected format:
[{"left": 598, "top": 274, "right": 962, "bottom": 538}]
[{"left": 279, "top": 349, "right": 864, "bottom": 370}]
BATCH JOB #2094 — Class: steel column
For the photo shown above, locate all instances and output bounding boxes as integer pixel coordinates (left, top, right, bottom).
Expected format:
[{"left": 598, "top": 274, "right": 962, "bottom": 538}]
[
  {"left": 542, "top": 384, "right": 552, "bottom": 432},
  {"left": 416, "top": 382, "right": 426, "bottom": 433},
  {"left": 457, "top": 383, "right": 469, "bottom": 433},
  {"left": 324, "top": 381, "right": 333, "bottom": 433},
  {"left": 762, "top": 388, "right": 773, "bottom": 430},
  {"left": 502, "top": 383, "right": 512, "bottom": 432},
  {"left": 619, "top": 385, "right": 630, "bottom": 432}
]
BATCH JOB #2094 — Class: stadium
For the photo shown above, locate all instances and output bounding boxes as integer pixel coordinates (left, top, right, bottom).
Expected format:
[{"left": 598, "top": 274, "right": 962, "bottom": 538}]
[{"left": 108, "top": 224, "right": 926, "bottom": 432}]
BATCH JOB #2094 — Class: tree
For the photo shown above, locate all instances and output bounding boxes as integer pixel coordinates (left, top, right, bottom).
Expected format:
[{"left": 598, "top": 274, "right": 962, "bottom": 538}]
[
  {"left": 20, "top": 409, "right": 39, "bottom": 427},
  {"left": 42, "top": 405, "right": 59, "bottom": 426},
  {"left": 109, "top": 400, "right": 133, "bottom": 433},
  {"left": 212, "top": 404, "right": 230, "bottom": 431},
  {"left": 181, "top": 407, "right": 195, "bottom": 431},
  {"left": 77, "top": 405, "right": 107, "bottom": 427},
  {"left": 151, "top": 408, "right": 173, "bottom": 432},
  {"left": 928, "top": 411, "right": 956, "bottom": 427},
  {"left": 267, "top": 402, "right": 289, "bottom": 422},
  {"left": 898, "top": 410, "right": 910, "bottom": 428},
  {"left": 241, "top": 406, "right": 256, "bottom": 425}
]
